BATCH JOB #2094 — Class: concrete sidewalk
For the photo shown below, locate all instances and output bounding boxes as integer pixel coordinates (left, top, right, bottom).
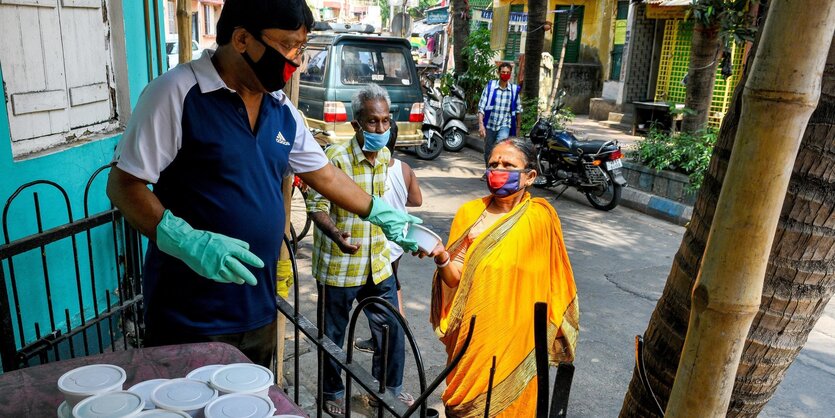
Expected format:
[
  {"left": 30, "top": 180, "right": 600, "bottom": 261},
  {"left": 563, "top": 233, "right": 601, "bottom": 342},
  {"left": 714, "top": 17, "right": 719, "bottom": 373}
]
[{"left": 465, "top": 116, "right": 694, "bottom": 226}]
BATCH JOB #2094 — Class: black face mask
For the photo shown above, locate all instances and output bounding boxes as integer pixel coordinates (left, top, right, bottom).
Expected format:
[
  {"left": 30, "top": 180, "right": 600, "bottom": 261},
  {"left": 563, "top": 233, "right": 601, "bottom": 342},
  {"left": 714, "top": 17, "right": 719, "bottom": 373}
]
[{"left": 241, "top": 35, "right": 299, "bottom": 92}]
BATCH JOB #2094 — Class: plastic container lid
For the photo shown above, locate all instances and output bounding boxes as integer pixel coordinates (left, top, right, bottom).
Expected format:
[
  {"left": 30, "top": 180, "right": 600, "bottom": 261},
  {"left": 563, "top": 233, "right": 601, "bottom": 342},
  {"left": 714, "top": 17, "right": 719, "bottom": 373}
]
[
  {"left": 135, "top": 410, "right": 191, "bottom": 417},
  {"left": 210, "top": 364, "right": 273, "bottom": 395},
  {"left": 58, "top": 401, "right": 71, "bottom": 418},
  {"left": 58, "top": 364, "right": 127, "bottom": 397},
  {"left": 71, "top": 390, "right": 144, "bottom": 418},
  {"left": 185, "top": 365, "right": 224, "bottom": 384},
  {"left": 150, "top": 378, "right": 217, "bottom": 412},
  {"left": 204, "top": 393, "right": 275, "bottom": 418},
  {"left": 127, "top": 379, "right": 169, "bottom": 410}
]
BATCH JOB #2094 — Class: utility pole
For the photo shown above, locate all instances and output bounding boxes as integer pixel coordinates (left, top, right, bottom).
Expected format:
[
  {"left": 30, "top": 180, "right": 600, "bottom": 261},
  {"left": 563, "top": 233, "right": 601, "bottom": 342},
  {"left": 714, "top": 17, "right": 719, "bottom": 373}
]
[{"left": 176, "top": 0, "right": 192, "bottom": 63}]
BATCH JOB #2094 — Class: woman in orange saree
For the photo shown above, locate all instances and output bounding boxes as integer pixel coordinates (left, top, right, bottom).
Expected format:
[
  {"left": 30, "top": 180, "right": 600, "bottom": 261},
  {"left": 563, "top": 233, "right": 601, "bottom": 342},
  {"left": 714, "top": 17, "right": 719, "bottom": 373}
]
[{"left": 428, "top": 138, "right": 579, "bottom": 417}]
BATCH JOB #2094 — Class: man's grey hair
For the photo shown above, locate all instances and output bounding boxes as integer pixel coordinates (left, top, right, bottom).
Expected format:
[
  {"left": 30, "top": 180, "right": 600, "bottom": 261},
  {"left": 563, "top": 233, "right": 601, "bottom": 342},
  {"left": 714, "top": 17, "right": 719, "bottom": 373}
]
[{"left": 352, "top": 83, "right": 391, "bottom": 121}]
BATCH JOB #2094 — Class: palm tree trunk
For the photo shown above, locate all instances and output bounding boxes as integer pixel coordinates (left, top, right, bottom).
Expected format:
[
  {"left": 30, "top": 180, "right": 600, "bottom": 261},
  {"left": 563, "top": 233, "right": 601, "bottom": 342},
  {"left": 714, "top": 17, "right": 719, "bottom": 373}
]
[
  {"left": 522, "top": 0, "right": 547, "bottom": 103},
  {"left": 620, "top": 4, "right": 835, "bottom": 417},
  {"left": 451, "top": 0, "right": 470, "bottom": 74},
  {"left": 728, "top": 34, "right": 835, "bottom": 417},
  {"left": 665, "top": 0, "right": 834, "bottom": 412},
  {"left": 681, "top": 20, "right": 721, "bottom": 133}
]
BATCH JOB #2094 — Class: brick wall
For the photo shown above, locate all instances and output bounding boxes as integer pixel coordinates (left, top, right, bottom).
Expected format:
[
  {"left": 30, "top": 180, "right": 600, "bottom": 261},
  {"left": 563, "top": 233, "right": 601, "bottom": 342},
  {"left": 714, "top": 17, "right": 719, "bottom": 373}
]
[{"left": 623, "top": 4, "right": 663, "bottom": 108}]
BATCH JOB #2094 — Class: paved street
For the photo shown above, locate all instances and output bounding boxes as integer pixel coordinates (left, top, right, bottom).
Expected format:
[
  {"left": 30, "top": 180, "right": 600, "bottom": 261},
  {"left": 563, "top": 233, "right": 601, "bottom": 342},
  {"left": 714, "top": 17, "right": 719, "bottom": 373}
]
[{"left": 285, "top": 147, "right": 835, "bottom": 417}]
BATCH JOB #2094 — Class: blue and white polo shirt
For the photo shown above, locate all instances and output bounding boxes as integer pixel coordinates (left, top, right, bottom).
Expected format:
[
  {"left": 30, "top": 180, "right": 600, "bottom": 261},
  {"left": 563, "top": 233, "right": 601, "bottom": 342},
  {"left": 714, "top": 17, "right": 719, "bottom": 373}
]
[{"left": 114, "top": 51, "right": 327, "bottom": 336}]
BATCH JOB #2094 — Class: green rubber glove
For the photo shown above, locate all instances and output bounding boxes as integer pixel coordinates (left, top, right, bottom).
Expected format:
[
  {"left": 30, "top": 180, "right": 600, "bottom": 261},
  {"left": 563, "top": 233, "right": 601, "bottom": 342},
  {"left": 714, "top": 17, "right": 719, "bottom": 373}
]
[
  {"left": 156, "top": 210, "right": 264, "bottom": 286},
  {"left": 362, "top": 196, "right": 423, "bottom": 252}
]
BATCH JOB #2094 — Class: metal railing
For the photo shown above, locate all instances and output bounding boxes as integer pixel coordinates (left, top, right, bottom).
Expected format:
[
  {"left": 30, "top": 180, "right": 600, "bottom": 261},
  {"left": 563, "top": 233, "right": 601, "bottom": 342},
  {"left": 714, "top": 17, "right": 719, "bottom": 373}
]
[
  {"left": 0, "top": 165, "right": 145, "bottom": 372},
  {"left": 0, "top": 169, "right": 574, "bottom": 416}
]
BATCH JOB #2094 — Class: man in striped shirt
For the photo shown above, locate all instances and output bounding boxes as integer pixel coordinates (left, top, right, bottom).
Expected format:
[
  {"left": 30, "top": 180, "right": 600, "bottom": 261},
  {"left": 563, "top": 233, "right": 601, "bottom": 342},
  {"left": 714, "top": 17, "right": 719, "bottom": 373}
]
[{"left": 307, "top": 84, "right": 413, "bottom": 416}]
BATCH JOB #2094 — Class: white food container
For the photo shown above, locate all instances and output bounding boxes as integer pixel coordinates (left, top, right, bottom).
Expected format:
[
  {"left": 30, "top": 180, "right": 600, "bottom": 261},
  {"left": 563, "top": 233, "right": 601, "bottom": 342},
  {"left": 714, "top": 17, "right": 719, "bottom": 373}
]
[
  {"left": 204, "top": 393, "right": 275, "bottom": 418},
  {"left": 128, "top": 379, "right": 169, "bottom": 410},
  {"left": 210, "top": 364, "right": 273, "bottom": 397},
  {"left": 151, "top": 378, "right": 217, "bottom": 418},
  {"left": 58, "top": 401, "right": 71, "bottom": 418},
  {"left": 405, "top": 224, "right": 443, "bottom": 253},
  {"left": 135, "top": 410, "right": 191, "bottom": 417},
  {"left": 58, "top": 364, "right": 127, "bottom": 408},
  {"left": 185, "top": 365, "right": 224, "bottom": 384},
  {"left": 71, "top": 390, "right": 144, "bottom": 418}
]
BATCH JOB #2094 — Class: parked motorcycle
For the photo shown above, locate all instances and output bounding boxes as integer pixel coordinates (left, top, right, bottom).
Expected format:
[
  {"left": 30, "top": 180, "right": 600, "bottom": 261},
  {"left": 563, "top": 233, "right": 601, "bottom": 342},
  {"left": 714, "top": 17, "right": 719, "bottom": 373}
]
[
  {"left": 441, "top": 84, "right": 468, "bottom": 152},
  {"left": 416, "top": 79, "right": 444, "bottom": 160},
  {"left": 528, "top": 91, "right": 627, "bottom": 211}
]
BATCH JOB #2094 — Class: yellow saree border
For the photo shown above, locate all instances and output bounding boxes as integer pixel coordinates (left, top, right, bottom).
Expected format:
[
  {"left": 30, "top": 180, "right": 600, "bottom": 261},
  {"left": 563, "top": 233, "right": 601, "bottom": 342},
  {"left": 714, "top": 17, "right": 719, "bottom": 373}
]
[{"left": 449, "top": 318, "right": 577, "bottom": 417}]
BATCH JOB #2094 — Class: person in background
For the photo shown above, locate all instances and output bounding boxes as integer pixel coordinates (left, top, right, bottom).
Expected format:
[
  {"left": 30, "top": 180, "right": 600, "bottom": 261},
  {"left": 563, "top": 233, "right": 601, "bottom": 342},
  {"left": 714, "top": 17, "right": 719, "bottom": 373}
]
[
  {"left": 427, "top": 137, "right": 579, "bottom": 417},
  {"left": 354, "top": 123, "right": 423, "bottom": 353},
  {"left": 477, "top": 62, "right": 523, "bottom": 170},
  {"left": 106, "top": 0, "right": 420, "bottom": 370},
  {"left": 307, "top": 85, "right": 415, "bottom": 417}
]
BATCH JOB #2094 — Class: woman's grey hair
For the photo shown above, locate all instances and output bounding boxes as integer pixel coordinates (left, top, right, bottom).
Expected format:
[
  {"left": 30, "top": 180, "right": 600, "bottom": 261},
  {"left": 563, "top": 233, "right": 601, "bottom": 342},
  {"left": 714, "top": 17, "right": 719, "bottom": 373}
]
[
  {"left": 352, "top": 83, "right": 391, "bottom": 121},
  {"left": 495, "top": 137, "right": 538, "bottom": 171}
]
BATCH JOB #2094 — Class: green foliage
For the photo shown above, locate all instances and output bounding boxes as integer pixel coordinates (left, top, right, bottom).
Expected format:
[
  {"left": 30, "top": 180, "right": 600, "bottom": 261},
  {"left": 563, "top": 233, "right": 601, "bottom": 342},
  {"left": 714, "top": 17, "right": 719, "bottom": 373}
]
[
  {"left": 450, "top": 28, "right": 495, "bottom": 113},
  {"left": 439, "top": 72, "right": 456, "bottom": 97},
  {"left": 520, "top": 98, "right": 540, "bottom": 135},
  {"left": 519, "top": 98, "right": 575, "bottom": 135},
  {"left": 637, "top": 126, "right": 717, "bottom": 191},
  {"left": 378, "top": 0, "right": 390, "bottom": 26},
  {"left": 691, "top": 0, "right": 756, "bottom": 73},
  {"left": 408, "top": 0, "right": 440, "bottom": 19}
]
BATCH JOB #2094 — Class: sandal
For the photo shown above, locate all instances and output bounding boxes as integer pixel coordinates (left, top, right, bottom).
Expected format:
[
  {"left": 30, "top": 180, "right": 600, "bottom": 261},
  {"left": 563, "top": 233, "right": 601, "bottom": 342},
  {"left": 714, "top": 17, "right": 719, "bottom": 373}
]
[
  {"left": 367, "top": 391, "right": 415, "bottom": 408},
  {"left": 323, "top": 398, "right": 345, "bottom": 418}
]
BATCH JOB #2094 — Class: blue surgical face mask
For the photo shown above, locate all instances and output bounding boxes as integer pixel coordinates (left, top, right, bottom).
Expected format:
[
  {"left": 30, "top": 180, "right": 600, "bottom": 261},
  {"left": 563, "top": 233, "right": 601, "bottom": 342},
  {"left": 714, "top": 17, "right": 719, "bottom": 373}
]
[{"left": 361, "top": 128, "right": 391, "bottom": 152}]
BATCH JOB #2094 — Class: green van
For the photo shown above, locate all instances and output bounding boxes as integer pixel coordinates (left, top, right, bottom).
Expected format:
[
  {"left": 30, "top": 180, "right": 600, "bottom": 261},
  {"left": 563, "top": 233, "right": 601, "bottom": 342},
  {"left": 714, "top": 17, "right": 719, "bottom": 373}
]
[{"left": 297, "top": 31, "right": 441, "bottom": 159}]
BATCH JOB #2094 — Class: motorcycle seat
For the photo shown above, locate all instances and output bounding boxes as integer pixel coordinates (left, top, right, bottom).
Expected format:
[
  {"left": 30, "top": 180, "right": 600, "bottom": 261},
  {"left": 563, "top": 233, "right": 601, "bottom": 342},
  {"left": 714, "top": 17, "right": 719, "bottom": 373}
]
[{"left": 571, "top": 139, "right": 617, "bottom": 155}]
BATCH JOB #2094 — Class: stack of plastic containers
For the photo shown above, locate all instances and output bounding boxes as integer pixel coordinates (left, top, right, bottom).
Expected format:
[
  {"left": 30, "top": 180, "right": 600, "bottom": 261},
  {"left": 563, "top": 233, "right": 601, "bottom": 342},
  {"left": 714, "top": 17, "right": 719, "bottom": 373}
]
[{"left": 55, "top": 362, "right": 302, "bottom": 418}]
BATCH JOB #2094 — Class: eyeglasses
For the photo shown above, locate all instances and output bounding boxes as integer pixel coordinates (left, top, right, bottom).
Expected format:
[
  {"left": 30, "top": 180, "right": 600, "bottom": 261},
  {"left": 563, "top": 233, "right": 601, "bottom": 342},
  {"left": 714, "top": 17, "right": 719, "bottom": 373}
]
[{"left": 260, "top": 32, "right": 307, "bottom": 61}]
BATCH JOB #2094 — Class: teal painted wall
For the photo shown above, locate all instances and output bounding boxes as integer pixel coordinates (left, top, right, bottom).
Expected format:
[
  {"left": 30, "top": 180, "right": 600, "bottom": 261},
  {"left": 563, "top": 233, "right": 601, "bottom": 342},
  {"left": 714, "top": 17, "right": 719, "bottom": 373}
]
[{"left": 0, "top": 0, "right": 166, "bottom": 358}]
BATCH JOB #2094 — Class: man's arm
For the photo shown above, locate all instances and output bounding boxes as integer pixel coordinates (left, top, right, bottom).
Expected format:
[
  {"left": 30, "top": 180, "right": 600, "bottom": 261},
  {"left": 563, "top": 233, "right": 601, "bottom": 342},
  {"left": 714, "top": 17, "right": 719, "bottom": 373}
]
[
  {"left": 403, "top": 162, "right": 422, "bottom": 207},
  {"left": 298, "top": 163, "right": 373, "bottom": 217},
  {"left": 106, "top": 166, "right": 165, "bottom": 240},
  {"left": 477, "top": 84, "right": 489, "bottom": 138},
  {"left": 308, "top": 212, "right": 360, "bottom": 254}
]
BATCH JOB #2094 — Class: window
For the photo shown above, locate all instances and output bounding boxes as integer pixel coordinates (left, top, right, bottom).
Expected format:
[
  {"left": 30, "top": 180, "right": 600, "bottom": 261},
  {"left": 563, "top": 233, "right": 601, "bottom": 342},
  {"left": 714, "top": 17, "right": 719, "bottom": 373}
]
[
  {"left": 340, "top": 45, "right": 414, "bottom": 86},
  {"left": 551, "top": 6, "right": 585, "bottom": 64},
  {"left": 0, "top": 0, "right": 125, "bottom": 158},
  {"left": 167, "top": 1, "right": 176, "bottom": 34},
  {"left": 203, "top": 4, "right": 216, "bottom": 36},
  {"left": 300, "top": 48, "right": 328, "bottom": 84}
]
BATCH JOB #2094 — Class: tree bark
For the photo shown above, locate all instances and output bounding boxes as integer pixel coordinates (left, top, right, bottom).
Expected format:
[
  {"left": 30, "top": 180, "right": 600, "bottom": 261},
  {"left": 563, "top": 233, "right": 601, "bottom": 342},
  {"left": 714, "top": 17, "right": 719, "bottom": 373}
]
[
  {"left": 522, "top": 0, "right": 547, "bottom": 103},
  {"left": 728, "top": 34, "right": 835, "bottom": 417},
  {"left": 451, "top": 0, "right": 470, "bottom": 74},
  {"left": 681, "top": 20, "right": 721, "bottom": 133},
  {"left": 619, "top": 4, "right": 835, "bottom": 417}
]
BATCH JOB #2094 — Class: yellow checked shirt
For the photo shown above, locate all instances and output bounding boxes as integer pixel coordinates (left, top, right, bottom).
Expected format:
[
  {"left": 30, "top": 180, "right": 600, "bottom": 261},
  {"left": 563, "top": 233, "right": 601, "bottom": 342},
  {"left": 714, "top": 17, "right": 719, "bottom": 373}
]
[{"left": 306, "top": 137, "right": 393, "bottom": 287}]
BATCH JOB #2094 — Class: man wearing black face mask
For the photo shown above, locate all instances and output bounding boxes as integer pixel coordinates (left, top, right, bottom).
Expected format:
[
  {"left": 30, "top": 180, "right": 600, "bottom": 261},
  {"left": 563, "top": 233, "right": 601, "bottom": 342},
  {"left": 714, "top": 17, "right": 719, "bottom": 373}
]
[{"left": 106, "top": 0, "right": 422, "bottom": 369}]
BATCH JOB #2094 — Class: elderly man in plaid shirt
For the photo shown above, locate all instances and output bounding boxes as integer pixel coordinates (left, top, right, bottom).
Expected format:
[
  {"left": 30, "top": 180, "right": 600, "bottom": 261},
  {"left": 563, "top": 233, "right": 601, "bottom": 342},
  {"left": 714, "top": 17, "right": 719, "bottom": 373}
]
[
  {"left": 306, "top": 84, "right": 416, "bottom": 416},
  {"left": 477, "top": 62, "right": 523, "bottom": 169}
]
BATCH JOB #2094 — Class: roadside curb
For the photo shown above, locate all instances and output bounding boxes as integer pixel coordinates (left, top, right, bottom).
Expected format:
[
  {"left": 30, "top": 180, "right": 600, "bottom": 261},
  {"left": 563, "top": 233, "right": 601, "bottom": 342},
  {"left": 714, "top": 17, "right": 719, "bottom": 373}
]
[
  {"left": 621, "top": 187, "right": 692, "bottom": 226},
  {"left": 464, "top": 134, "right": 692, "bottom": 226}
]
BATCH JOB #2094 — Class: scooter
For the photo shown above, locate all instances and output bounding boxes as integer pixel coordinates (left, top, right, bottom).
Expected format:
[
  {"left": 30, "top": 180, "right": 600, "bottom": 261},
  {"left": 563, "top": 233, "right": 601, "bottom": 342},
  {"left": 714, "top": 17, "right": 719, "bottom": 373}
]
[
  {"left": 528, "top": 91, "right": 628, "bottom": 211},
  {"left": 416, "top": 80, "right": 444, "bottom": 160},
  {"left": 441, "top": 84, "right": 468, "bottom": 152}
]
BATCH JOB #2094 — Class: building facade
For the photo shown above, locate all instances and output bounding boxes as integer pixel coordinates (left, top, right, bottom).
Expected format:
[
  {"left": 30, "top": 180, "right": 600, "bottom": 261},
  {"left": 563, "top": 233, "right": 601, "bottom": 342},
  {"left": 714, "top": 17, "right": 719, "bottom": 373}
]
[{"left": 0, "top": 0, "right": 166, "bottom": 368}]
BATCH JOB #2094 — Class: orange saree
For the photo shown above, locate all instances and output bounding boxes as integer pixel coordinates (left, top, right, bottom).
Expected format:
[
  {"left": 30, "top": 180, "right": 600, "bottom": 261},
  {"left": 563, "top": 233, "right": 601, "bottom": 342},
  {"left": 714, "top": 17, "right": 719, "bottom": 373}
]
[{"left": 430, "top": 193, "right": 579, "bottom": 417}]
